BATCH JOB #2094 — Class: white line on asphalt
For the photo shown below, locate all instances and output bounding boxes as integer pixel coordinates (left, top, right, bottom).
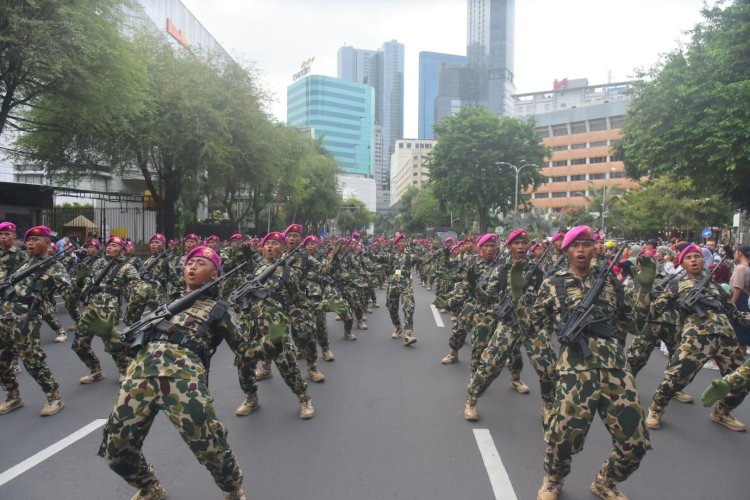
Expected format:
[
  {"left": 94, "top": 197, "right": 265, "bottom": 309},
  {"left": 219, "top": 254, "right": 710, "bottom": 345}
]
[
  {"left": 0, "top": 419, "right": 107, "bottom": 487},
  {"left": 473, "top": 428, "right": 518, "bottom": 500},
  {"left": 430, "top": 304, "right": 445, "bottom": 327}
]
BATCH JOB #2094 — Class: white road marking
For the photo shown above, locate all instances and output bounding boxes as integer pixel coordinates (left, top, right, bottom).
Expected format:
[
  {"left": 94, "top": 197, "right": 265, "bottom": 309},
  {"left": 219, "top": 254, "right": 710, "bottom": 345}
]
[
  {"left": 473, "top": 428, "right": 518, "bottom": 500},
  {"left": 430, "top": 304, "right": 445, "bottom": 327},
  {"left": 0, "top": 419, "right": 107, "bottom": 487}
]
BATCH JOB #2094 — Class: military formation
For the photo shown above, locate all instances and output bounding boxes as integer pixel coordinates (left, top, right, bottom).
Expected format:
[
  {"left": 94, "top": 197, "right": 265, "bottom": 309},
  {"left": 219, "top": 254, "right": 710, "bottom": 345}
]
[{"left": 1, "top": 219, "right": 748, "bottom": 500}]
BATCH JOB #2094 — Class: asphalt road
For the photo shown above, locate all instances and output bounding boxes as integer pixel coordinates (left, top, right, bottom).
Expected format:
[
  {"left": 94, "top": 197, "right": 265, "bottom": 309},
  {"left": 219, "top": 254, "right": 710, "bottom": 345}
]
[{"left": 1, "top": 283, "right": 748, "bottom": 499}]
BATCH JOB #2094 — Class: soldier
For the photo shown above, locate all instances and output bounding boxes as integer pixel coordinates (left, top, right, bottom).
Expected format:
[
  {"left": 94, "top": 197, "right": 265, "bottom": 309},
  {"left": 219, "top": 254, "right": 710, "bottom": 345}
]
[
  {"left": 0, "top": 222, "right": 28, "bottom": 376},
  {"left": 170, "top": 234, "right": 200, "bottom": 293},
  {"left": 514, "top": 226, "right": 655, "bottom": 500},
  {"left": 0, "top": 226, "right": 71, "bottom": 416},
  {"left": 74, "top": 236, "right": 145, "bottom": 384},
  {"left": 328, "top": 239, "right": 363, "bottom": 340},
  {"left": 206, "top": 235, "right": 221, "bottom": 250},
  {"left": 383, "top": 234, "right": 417, "bottom": 346},
  {"left": 645, "top": 244, "right": 750, "bottom": 432},
  {"left": 303, "top": 235, "right": 335, "bottom": 362},
  {"left": 39, "top": 241, "right": 68, "bottom": 343},
  {"left": 465, "top": 229, "right": 558, "bottom": 421},
  {"left": 139, "top": 233, "right": 178, "bottom": 311},
  {"left": 85, "top": 245, "right": 280, "bottom": 500},
  {"left": 124, "top": 240, "right": 142, "bottom": 269},
  {"left": 236, "top": 232, "right": 315, "bottom": 419}
]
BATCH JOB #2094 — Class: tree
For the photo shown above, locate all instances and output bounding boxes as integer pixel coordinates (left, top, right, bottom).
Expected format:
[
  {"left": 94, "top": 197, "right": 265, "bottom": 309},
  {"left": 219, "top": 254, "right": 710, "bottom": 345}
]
[
  {"left": 337, "top": 198, "right": 372, "bottom": 234},
  {"left": 429, "top": 106, "right": 548, "bottom": 232},
  {"left": 618, "top": 0, "right": 750, "bottom": 210},
  {"left": 394, "top": 185, "right": 449, "bottom": 235},
  {"left": 0, "top": 0, "right": 136, "bottom": 137}
]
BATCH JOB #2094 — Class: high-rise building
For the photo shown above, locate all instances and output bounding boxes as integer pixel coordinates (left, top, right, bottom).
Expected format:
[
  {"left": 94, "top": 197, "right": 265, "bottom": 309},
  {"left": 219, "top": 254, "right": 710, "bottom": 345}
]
[
  {"left": 338, "top": 40, "right": 404, "bottom": 212},
  {"left": 432, "top": 0, "right": 515, "bottom": 125},
  {"left": 287, "top": 75, "right": 375, "bottom": 178},
  {"left": 389, "top": 139, "right": 436, "bottom": 208},
  {"left": 418, "top": 52, "right": 468, "bottom": 139}
]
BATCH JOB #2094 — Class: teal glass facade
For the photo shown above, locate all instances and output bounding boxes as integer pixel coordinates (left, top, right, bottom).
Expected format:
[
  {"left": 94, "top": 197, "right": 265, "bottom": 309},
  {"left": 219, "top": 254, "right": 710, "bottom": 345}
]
[{"left": 287, "top": 75, "right": 375, "bottom": 177}]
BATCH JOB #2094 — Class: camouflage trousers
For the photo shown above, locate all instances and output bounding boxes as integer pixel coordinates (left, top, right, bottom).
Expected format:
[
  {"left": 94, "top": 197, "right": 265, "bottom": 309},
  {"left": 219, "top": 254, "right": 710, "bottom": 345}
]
[
  {"left": 100, "top": 374, "right": 243, "bottom": 493},
  {"left": 325, "top": 285, "right": 353, "bottom": 333},
  {"left": 544, "top": 368, "right": 650, "bottom": 481},
  {"left": 724, "top": 361, "right": 750, "bottom": 394},
  {"left": 74, "top": 303, "right": 131, "bottom": 373},
  {"left": 626, "top": 321, "right": 680, "bottom": 376},
  {"left": 386, "top": 283, "right": 414, "bottom": 330},
  {"left": 313, "top": 311, "right": 330, "bottom": 351},
  {"left": 40, "top": 299, "right": 64, "bottom": 334},
  {"left": 468, "top": 318, "right": 558, "bottom": 405},
  {"left": 652, "top": 332, "right": 749, "bottom": 412},
  {"left": 448, "top": 302, "right": 473, "bottom": 352},
  {"left": 340, "top": 283, "right": 364, "bottom": 323},
  {"left": 62, "top": 286, "right": 81, "bottom": 323},
  {"left": 467, "top": 309, "right": 498, "bottom": 375},
  {"left": 0, "top": 307, "right": 59, "bottom": 395},
  {"left": 289, "top": 305, "right": 317, "bottom": 364}
]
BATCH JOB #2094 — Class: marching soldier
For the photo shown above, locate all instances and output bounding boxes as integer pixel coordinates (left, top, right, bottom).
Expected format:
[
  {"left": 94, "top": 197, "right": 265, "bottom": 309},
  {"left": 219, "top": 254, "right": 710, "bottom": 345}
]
[
  {"left": 0, "top": 226, "right": 71, "bottom": 416},
  {"left": 139, "top": 233, "right": 178, "bottom": 311},
  {"left": 383, "top": 234, "right": 416, "bottom": 346},
  {"left": 513, "top": 226, "right": 655, "bottom": 500}
]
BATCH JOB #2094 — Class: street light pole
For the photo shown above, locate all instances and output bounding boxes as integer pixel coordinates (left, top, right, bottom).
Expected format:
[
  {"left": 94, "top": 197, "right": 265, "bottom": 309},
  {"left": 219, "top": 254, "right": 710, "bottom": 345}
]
[{"left": 496, "top": 162, "right": 539, "bottom": 227}]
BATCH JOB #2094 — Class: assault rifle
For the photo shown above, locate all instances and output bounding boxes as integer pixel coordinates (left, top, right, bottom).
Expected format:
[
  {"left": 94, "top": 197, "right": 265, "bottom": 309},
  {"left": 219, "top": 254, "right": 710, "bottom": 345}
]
[
  {"left": 139, "top": 249, "right": 170, "bottom": 282},
  {"left": 675, "top": 265, "right": 720, "bottom": 318},
  {"left": 0, "top": 251, "right": 66, "bottom": 301},
  {"left": 79, "top": 256, "right": 120, "bottom": 305},
  {"left": 228, "top": 244, "right": 303, "bottom": 311},
  {"left": 651, "top": 269, "right": 686, "bottom": 297},
  {"left": 494, "top": 244, "right": 551, "bottom": 321},
  {"left": 555, "top": 246, "right": 624, "bottom": 358},
  {"left": 544, "top": 253, "right": 567, "bottom": 278},
  {"left": 123, "top": 263, "right": 247, "bottom": 349}
]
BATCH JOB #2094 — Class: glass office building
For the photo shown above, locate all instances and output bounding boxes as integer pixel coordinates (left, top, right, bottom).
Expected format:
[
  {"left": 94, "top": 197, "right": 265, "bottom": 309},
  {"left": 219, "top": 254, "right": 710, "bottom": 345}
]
[
  {"left": 287, "top": 75, "right": 375, "bottom": 178},
  {"left": 418, "top": 51, "right": 467, "bottom": 139}
]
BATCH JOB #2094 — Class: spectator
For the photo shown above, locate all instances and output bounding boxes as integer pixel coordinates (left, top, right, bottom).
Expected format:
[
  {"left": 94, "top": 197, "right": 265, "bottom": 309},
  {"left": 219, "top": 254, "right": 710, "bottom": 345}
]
[{"left": 729, "top": 245, "right": 750, "bottom": 352}]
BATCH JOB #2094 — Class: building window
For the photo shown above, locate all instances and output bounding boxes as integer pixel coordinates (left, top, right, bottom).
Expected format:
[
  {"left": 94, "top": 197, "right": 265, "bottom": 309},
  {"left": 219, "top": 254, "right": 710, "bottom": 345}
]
[
  {"left": 589, "top": 118, "right": 607, "bottom": 131},
  {"left": 590, "top": 156, "right": 607, "bottom": 164},
  {"left": 533, "top": 192, "right": 550, "bottom": 199},
  {"left": 570, "top": 174, "right": 586, "bottom": 181},
  {"left": 589, "top": 173, "right": 606, "bottom": 180},
  {"left": 551, "top": 145, "right": 568, "bottom": 151},
  {"left": 610, "top": 153, "right": 623, "bottom": 162},
  {"left": 611, "top": 172, "right": 625, "bottom": 179},
  {"left": 570, "top": 121, "right": 586, "bottom": 134},
  {"left": 570, "top": 191, "right": 586, "bottom": 197},
  {"left": 15, "top": 173, "right": 45, "bottom": 185},
  {"left": 571, "top": 143, "right": 586, "bottom": 150},
  {"left": 570, "top": 158, "right": 587, "bottom": 165},
  {"left": 590, "top": 140, "right": 608, "bottom": 147},
  {"left": 551, "top": 176, "right": 567, "bottom": 182},
  {"left": 535, "top": 127, "right": 550, "bottom": 138},
  {"left": 552, "top": 125, "right": 568, "bottom": 137},
  {"left": 552, "top": 192, "right": 567, "bottom": 198},
  {"left": 552, "top": 160, "right": 568, "bottom": 167},
  {"left": 610, "top": 116, "right": 625, "bottom": 129}
]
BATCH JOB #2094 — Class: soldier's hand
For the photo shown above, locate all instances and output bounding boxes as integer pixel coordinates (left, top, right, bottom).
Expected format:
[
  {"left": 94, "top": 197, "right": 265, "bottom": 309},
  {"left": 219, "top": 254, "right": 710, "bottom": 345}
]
[
  {"left": 239, "top": 244, "right": 253, "bottom": 260},
  {"left": 633, "top": 256, "right": 657, "bottom": 293},
  {"left": 268, "top": 320, "right": 288, "bottom": 345},
  {"left": 328, "top": 298, "right": 348, "bottom": 316},
  {"left": 79, "top": 309, "right": 116, "bottom": 339},
  {"left": 433, "top": 296, "right": 448, "bottom": 310},
  {"left": 74, "top": 265, "right": 88, "bottom": 287},
  {"left": 701, "top": 378, "right": 731, "bottom": 407},
  {"left": 510, "top": 260, "right": 530, "bottom": 300}
]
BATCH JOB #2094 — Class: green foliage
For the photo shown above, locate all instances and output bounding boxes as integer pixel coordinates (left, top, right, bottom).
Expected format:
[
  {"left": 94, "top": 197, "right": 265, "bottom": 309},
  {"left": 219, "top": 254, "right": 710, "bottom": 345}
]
[
  {"left": 619, "top": 0, "right": 750, "bottom": 210},
  {"left": 337, "top": 198, "right": 372, "bottom": 234},
  {"left": 429, "top": 106, "right": 549, "bottom": 232},
  {"left": 395, "top": 185, "right": 449, "bottom": 234}
]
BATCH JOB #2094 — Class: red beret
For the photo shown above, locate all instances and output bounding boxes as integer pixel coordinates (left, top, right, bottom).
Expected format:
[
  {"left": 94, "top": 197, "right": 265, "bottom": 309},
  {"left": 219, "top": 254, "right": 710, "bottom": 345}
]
[
  {"left": 505, "top": 228, "right": 529, "bottom": 245},
  {"left": 85, "top": 239, "right": 101, "bottom": 249},
  {"left": 230, "top": 233, "right": 243, "bottom": 241},
  {"left": 107, "top": 236, "right": 126, "bottom": 247},
  {"left": 551, "top": 232, "right": 565, "bottom": 243},
  {"left": 561, "top": 226, "right": 594, "bottom": 250},
  {"left": 149, "top": 233, "right": 166, "bottom": 244},
  {"left": 184, "top": 234, "right": 201, "bottom": 243},
  {"left": 206, "top": 235, "right": 220, "bottom": 243},
  {"left": 283, "top": 224, "right": 304, "bottom": 236},
  {"left": 303, "top": 235, "right": 319, "bottom": 246},
  {"left": 262, "top": 232, "right": 285, "bottom": 245},
  {"left": 678, "top": 244, "right": 701, "bottom": 265},
  {"left": 185, "top": 245, "right": 221, "bottom": 270},
  {"left": 24, "top": 225, "right": 52, "bottom": 240},
  {"left": 393, "top": 234, "right": 406, "bottom": 244},
  {"left": 0, "top": 222, "right": 17, "bottom": 233},
  {"left": 477, "top": 233, "right": 499, "bottom": 247},
  {"left": 352, "top": 231, "right": 361, "bottom": 240}
]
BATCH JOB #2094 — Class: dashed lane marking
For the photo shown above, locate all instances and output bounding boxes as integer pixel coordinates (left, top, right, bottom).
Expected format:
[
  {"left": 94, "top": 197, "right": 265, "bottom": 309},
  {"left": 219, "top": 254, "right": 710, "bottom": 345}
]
[
  {"left": 430, "top": 304, "right": 445, "bottom": 327},
  {"left": 0, "top": 419, "right": 107, "bottom": 487},
  {"left": 473, "top": 428, "right": 518, "bottom": 500}
]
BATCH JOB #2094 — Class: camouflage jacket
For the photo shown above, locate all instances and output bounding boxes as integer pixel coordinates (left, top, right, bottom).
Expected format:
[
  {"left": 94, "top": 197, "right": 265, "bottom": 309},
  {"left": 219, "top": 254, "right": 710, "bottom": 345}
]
[
  {"left": 464, "top": 255, "right": 503, "bottom": 308},
  {"left": 0, "top": 245, "right": 28, "bottom": 281},
  {"left": 517, "top": 267, "right": 649, "bottom": 373},
  {"left": 5, "top": 255, "right": 71, "bottom": 314},
  {"left": 650, "top": 272, "right": 750, "bottom": 338},
  {"left": 384, "top": 250, "right": 414, "bottom": 288},
  {"left": 254, "top": 256, "right": 303, "bottom": 309},
  {"left": 139, "top": 252, "right": 179, "bottom": 291}
]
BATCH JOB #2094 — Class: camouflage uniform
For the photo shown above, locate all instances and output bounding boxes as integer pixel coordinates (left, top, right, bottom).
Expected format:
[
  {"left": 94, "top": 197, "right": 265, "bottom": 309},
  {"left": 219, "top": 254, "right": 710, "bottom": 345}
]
[
  {"left": 516, "top": 268, "right": 651, "bottom": 484},
  {"left": 329, "top": 251, "right": 362, "bottom": 335},
  {"left": 139, "top": 251, "right": 179, "bottom": 311},
  {"left": 715, "top": 356, "right": 750, "bottom": 394},
  {"left": 463, "top": 255, "right": 502, "bottom": 374},
  {"left": 286, "top": 250, "right": 322, "bottom": 365},
  {"left": 100, "top": 295, "right": 271, "bottom": 496},
  {"left": 468, "top": 258, "right": 558, "bottom": 405},
  {"left": 0, "top": 256, "right": 70, "bottom": 400},
  {"left": 75, "top": 257, "right": 145, "bottom": 374},
  {"left": 444, "top": 254, "right": 477, "bottom": 353},
  {"left": 39, "top": 284, "right": 65, "bottom": 336},
  {"left": 59, "top": 251, "right": 84, "bottom": 324},
  {"left": 384, "top": 249, "right": 416, "bottom": 333},
  {"left": 648, "top": 273, "right": 750, "bottom": 418}
]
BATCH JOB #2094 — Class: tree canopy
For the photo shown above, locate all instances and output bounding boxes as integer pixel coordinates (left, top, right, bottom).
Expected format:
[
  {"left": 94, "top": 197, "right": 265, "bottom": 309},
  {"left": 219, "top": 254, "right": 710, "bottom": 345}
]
[
  {"left": 618, "top": 0, "right": 750, "bottom": 210},
  {"left": 429, "top": 106, "right": 548, "bottom": 232}
]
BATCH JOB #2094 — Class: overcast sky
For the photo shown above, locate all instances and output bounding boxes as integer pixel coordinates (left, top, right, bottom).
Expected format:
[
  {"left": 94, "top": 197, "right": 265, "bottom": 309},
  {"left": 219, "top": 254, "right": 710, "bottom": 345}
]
[{"left": 180, "top": 0, "right": 709, "bottom": 137}]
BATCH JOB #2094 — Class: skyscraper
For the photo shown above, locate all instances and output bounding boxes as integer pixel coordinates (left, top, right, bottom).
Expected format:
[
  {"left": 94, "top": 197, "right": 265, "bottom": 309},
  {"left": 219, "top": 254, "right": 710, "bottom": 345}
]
[
  {"left": 338, "top": 40, "right": 404, "bottom": 212},
  {"left": 418, "top": 51, "right": 468, "bottom": 139}
]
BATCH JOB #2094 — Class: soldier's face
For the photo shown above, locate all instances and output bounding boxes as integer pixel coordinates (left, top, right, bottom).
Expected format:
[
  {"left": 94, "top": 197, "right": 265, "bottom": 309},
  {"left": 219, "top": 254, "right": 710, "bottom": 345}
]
[
  {"left": 305, "top": 242, "right": 318, "bottom": 255},
  {"left": 510, "top": 239, "right": 529, "bottom": 260},
  {"left": 150, "top": 240, "right": 164, "bottom": 254},
  {"left": 594, "top": 241, "right": 604, "bottom": 255},
  {"left": 106, "top": 243, "right": 123, "bottom": 258},
  {"left": 263, "top": 240, "right": 283, "bottom": 260},
  {"left": 553, "top": 239, "right": 562, "bottom": 251},
  {"left": 184, "top": 239, "right": 198, "bottom": 252},
  {"left": 286, "top": 232, "right": 302, "bottom": 249},
  {"left": 533, "top": 246, "right": 543, "bottom": 258},
  {"left": 185, "top": 256, "right": 217, "bottom": 289},
  {"left": 682, "top": 252, "right": 704, "bottom": 276},
  {"left": 0, "top": 230, "right": 15, "bottom": 249},
  {"left": 565, "top": 240, "right": 594, "bottom": 271},
  {"left": 207, "top": 240, "right": 219, "bottom": 249},
  {"left": 26, "top": 236, "right": 49, "bottom": 256},
  {"left": 396, "top": 240, "right": 406, "bottom": 252},
  {"left": 86, "top": 246, "right": 98, "bottom": 256},
  {"left": 479, "top": 242, "right": 497, "bottom": 260}
]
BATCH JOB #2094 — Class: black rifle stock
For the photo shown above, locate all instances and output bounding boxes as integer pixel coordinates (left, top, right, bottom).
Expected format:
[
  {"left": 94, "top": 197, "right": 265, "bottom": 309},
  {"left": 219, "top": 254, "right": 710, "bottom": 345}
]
[
  {"left": 139, "top": 250, "right": 169, "bottom": 281},
  {"left": 79, "top": 257, "right": 120, "bottom": 305},
  {"left": 228, "top": 245, "right": 303, "bottom": 311},
  {"left": 555, "top": 246, "right": 624, "bottom": 358},
  {"left": 544, "top": 253, "right": 567, "bottom": 278},
  {"left": 675, "top": 265, "right": 719, "bottom": 318},
  {"left": 0, "top": 251, "right": 66, "bottom": 301}
]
